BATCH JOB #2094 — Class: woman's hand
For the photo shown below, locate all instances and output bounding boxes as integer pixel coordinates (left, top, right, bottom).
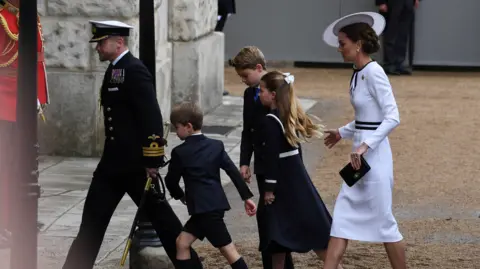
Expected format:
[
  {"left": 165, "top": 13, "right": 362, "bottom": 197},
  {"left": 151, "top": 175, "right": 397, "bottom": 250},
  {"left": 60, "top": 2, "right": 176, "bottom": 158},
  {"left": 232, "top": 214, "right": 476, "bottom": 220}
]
[
  {"left": 264, "top": 192, "right": 275, "bottom": 205},
  {"left": 350, "top": 143, "right": 369, "bottom": 170},
  {"left": 324, "top": 129, "right": 341, "bottom": 149}
]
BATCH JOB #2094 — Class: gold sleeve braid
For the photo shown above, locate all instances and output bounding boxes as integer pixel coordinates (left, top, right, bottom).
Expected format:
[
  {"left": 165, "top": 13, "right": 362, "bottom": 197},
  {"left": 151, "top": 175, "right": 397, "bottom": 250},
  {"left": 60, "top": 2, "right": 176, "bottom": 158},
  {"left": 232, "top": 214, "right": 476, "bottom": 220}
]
[
  {"left": 0, "top": 50, "right": 16, "bottom": 67},
  {"left": 0, "top": 12, "right": 17, "bottom": 68},
  {"left": 0, "top": 12, "right": 18, "bottom": 41},
  {"left": 0, "top": 6, "right": 18, "bottom": 67},
  {"left": 1, "top": 38, "right": 14, "bottom": 55},
  {"left": 143, "top": 134, "right": 165, "bottom": 157},
  {"left": 0, "top": 8, "right": 44, "bottom": 68}
]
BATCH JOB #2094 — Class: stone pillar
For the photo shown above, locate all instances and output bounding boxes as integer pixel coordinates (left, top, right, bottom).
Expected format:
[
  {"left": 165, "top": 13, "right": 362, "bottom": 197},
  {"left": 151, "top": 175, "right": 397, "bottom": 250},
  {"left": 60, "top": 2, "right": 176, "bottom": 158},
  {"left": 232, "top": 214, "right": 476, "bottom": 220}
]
[
  {"left": 37, "top": 0, "right": 172, "bottom": 157},
  {"left": 154, "top": 0, "right": 173, "bottom": 121},
  {"left": 169, "top": 0, "right": 224, "bottom": 114}
]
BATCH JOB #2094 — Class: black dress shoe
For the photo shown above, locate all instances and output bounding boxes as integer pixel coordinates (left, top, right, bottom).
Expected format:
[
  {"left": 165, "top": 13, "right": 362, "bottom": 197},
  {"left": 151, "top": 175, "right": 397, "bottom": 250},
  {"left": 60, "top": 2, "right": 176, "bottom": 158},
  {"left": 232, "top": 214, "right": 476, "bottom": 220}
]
[{"left": 223, "top": 90, "right": 229, "bottom": 96}]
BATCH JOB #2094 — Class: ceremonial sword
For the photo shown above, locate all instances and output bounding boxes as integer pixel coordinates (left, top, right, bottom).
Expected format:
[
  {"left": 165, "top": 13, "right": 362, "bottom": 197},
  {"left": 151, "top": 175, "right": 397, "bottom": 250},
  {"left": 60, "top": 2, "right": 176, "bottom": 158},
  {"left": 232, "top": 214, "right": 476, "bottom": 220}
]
[{"left": 120, "top": 121, "right": 171, "bottom": 266}]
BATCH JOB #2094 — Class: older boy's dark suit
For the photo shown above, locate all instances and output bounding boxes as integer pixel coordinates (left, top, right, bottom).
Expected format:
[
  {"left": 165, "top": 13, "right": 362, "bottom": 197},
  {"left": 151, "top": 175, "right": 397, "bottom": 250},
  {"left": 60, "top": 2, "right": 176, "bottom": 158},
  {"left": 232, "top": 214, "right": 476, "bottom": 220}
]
[
  {"left": 240, "top": 86, "right": 295, "bottom": 269},
  {"left": 166, "top": 134, "right": 253, "bottom": 214},
  {"left": 240, "top": 86, "right": 270, "bottom": 173}
]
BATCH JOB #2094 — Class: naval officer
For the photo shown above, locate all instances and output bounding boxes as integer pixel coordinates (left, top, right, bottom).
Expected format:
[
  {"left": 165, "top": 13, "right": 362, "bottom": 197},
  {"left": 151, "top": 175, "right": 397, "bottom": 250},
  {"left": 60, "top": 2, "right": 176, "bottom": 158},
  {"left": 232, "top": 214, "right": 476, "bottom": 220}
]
[{"left": 62, "top": 20, "right": 203, "bottom": 269}]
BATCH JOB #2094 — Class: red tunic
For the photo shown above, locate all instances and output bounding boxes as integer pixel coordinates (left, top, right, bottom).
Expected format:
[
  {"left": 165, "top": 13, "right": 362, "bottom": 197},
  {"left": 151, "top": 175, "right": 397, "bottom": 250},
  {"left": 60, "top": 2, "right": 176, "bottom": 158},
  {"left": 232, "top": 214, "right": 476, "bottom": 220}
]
[
  {"left": 0, "top": 2, "right": 50, "bottom": 231},
  {"left": 0, "top": 3, "right": 49, "bottom": 122}
]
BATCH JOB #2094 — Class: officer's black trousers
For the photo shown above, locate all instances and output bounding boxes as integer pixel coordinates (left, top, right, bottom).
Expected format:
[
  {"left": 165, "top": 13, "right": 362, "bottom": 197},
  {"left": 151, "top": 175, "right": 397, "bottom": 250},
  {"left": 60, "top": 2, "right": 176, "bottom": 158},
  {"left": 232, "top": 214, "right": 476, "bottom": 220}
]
[
  {"left": 256, "top": 175, "right": 295, "bottom": 269},
  {"left": 382, "top": 3, "right": 414, "bottom": 68},
  {"left": 62, "top": 167, "right": 203, "bottom": 269}
]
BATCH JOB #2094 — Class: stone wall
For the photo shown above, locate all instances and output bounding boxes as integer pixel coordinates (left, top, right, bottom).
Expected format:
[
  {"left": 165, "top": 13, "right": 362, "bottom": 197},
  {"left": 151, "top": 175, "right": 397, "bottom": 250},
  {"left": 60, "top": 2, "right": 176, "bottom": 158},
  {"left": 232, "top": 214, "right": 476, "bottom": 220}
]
[
  {"left": 37, "top": 0, "right": 223, "bottom": 157},
  {"left": 169, "top": 0, "right": 224, "bottom": 114}
]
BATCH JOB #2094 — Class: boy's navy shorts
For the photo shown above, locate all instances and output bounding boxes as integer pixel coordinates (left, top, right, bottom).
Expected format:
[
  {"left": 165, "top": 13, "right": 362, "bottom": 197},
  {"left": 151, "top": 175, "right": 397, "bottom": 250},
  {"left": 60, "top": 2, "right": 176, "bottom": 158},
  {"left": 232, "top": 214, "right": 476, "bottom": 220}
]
[{"left": 183, "top": 210, "right": 232, "bottom": 248}]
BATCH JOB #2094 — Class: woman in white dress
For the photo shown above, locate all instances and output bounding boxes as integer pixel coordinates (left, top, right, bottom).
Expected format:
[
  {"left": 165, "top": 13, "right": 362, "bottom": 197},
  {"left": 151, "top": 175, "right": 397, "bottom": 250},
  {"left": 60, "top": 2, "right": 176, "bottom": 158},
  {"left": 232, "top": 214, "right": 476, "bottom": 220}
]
[{"left": 321, "top": 12, "right": 406, "bottom": 269}]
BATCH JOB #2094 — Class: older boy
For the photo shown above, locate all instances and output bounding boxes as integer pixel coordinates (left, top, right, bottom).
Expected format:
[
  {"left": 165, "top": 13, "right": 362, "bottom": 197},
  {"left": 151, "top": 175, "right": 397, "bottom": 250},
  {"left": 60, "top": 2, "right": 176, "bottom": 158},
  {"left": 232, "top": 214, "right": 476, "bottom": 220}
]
[
  {"left": 166, "top": 102, "right": 257, "bottom": 269},
  {"left": 230, "top": 46, "right": 295, "bottom": 269}
]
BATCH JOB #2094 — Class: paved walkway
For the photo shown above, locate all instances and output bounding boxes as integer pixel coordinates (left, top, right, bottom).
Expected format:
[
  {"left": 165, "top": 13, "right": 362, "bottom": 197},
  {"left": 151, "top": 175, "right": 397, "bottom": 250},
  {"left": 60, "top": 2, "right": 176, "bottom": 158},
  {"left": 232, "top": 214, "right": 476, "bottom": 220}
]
[{"left": 1, "top": 96, "right": 316, "bottom": 268}]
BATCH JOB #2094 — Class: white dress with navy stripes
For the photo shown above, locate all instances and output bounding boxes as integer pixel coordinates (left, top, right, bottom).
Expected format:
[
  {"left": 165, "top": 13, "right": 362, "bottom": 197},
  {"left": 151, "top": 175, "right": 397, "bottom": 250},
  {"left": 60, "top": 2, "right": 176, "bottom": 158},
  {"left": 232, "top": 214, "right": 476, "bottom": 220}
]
[{"left": 332, "top": 61, "right": 403, "bottom": 242}]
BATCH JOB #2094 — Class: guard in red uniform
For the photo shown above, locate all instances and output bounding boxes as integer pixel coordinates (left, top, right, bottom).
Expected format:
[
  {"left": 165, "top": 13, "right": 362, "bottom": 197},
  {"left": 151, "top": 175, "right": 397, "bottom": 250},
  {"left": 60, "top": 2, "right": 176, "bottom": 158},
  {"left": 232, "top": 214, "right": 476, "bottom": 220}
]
[{"left": 0, "top": 0, "right": 49, "bottom": 247}]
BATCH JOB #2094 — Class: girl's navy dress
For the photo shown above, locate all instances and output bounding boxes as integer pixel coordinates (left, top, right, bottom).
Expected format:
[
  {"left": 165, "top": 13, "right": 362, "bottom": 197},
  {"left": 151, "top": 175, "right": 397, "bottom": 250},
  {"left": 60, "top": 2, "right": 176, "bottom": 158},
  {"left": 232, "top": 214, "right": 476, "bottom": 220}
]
[{"left": 259, "top": 110, "right": 333, "bottom": 253}]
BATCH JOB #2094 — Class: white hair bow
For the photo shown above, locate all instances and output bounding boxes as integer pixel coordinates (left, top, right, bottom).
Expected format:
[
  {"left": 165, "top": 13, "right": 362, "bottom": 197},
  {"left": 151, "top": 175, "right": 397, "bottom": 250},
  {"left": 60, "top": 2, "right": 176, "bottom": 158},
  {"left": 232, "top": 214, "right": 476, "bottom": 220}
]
[{"left": 283, "top": 72, "right": 295, "bottom": 84}]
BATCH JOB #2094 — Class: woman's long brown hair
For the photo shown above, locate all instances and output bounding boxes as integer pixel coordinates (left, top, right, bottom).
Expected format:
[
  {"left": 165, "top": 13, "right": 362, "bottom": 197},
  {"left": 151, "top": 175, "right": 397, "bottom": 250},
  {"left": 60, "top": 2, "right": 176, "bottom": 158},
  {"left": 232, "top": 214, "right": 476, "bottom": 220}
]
[{"left": 261, "top": 71, "right": 324, "bottom": 147}]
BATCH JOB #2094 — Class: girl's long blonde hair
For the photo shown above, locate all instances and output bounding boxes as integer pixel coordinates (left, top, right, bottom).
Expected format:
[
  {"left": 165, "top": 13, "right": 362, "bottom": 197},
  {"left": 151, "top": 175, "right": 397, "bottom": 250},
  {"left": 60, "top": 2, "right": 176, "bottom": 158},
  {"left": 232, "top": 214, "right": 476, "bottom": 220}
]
[{"left": 261, "top": 71, "right": 325, "bottom": 147}]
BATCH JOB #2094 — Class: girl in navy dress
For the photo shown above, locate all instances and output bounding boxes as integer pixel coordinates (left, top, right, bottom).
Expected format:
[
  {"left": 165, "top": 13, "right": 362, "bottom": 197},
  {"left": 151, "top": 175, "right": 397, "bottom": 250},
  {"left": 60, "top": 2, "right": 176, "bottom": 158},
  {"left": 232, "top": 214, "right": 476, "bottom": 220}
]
[{"left": 258, "top": 71, "right": 343, "bottom": 269}]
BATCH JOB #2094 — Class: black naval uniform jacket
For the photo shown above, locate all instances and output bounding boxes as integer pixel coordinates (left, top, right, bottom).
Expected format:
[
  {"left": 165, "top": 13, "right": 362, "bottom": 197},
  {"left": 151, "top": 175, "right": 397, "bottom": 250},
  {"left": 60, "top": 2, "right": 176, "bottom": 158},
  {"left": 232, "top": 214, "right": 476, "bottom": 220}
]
[
  {"left": 240, "top": 86, "right": 270, "bottom": 175},
  {"left": 97, "top": 51, "right": 165, "bottom": 174},
  {"left": 165, "top": 134, "right": 253, "bottom": 215}
]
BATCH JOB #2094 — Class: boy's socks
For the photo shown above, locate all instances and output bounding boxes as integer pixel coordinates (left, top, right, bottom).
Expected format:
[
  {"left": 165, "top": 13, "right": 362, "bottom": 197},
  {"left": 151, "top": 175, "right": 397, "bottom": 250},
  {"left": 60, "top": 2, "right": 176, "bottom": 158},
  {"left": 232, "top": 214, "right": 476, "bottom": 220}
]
[
  {"left": 230, "top": 257, "right": 248, "bottom": 269},
  {"left": 177, "top": 258, "right": 195, "bottom": 269}
]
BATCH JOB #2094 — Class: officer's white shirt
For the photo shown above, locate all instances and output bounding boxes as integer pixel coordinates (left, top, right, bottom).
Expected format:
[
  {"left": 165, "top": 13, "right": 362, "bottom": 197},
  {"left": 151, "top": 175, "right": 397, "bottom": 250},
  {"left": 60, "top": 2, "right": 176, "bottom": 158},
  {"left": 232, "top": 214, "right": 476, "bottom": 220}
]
[{"left": 112, "top": 50, "right": 130, "bottom": 66}]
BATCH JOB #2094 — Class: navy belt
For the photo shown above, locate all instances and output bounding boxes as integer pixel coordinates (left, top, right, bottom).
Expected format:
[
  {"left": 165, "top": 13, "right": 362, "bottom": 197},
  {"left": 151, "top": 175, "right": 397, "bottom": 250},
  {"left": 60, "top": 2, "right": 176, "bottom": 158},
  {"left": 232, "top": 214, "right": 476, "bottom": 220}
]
[{"left": 355, "top": 121, "right": 381, "bottom": 130}]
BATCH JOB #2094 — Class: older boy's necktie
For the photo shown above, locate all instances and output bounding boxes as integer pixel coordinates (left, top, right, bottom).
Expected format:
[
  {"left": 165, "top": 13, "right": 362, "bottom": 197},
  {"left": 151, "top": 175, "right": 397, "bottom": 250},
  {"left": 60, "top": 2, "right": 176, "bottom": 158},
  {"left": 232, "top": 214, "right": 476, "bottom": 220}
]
[{"left": 254, "top": 87, "right": 260, "bottom": 102}]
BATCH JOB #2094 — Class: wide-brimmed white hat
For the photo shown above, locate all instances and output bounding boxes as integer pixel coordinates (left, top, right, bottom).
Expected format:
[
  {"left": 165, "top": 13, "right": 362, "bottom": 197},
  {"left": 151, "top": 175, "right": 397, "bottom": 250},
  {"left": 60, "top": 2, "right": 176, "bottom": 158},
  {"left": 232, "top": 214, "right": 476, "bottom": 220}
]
[{"left": 323, "top": 12, "right": 386, "bottom": 47}]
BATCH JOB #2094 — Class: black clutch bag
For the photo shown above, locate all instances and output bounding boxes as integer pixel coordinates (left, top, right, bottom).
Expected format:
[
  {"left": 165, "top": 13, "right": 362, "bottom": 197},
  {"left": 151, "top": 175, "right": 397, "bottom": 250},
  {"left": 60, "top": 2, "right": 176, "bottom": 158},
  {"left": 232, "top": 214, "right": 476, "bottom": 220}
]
[{"left": 339, "top": 155, "right": 371, "bottom": 187}]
